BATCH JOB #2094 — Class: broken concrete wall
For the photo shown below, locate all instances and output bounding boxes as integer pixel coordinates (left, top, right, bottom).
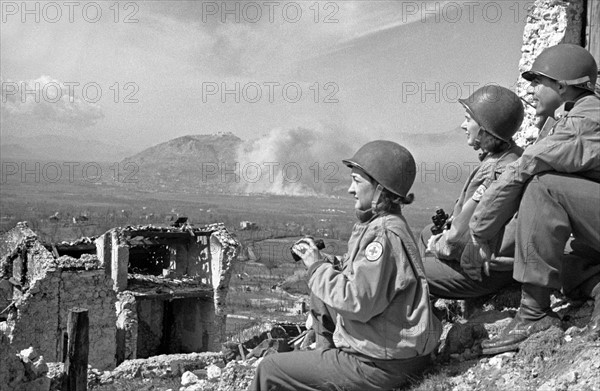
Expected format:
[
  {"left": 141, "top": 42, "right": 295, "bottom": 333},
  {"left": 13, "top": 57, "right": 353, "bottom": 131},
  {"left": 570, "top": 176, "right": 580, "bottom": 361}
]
[
  {"left": 115, "top": 292, "right": 138, "bottom": 363},
  {"left": 207, "top": 226, "right": 239, "bottom": 351},
  {"left": 7, "top": 267, "right": 117, "bottom": 370},
  {"left": 107, "top": 224, "right": 239, "bottom": 355},
  {"left": 0, "top": 343, "right": 51, "bottom": 391},
  {"left": 1, "top": 221, "right": 239, "bottom": 386},
  {"left": 514, "top": 0, "right": 587, "bottom": 145},
  {"left": 0, "top": 222, "right": 54, "bottom": 294},
  {"left": 0, "top": 222, "right": 117, "bottom": 376},
  {"left": 57, "top": 269, "right": 117, "bottom": 369}
]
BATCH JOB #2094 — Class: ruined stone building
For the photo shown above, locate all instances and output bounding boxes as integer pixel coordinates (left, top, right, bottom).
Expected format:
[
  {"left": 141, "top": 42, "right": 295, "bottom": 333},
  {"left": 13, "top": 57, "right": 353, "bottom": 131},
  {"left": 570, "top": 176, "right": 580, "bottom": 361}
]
[{"left": 0, "top": 222, "right": 239, "bottom": 380}]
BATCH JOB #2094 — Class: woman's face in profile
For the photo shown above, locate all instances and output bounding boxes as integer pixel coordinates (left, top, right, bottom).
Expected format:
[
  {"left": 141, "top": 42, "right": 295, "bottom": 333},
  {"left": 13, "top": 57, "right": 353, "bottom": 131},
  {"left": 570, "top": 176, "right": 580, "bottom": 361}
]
[
  {"left": 461, "top": 111, "right": 481, "bottom": 149},
  {"left": 348, "top": 168, "right": 375, "bottom": 211}
]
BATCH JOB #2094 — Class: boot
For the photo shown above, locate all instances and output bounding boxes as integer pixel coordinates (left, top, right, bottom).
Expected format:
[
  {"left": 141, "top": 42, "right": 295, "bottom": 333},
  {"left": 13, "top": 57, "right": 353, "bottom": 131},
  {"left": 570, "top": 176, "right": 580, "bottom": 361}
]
[
  {"left": 482, "top": 284, "right": 560, "bottom": 355},
  {"left": 582, "top": 281, "right": 600, "bottom": 341}
]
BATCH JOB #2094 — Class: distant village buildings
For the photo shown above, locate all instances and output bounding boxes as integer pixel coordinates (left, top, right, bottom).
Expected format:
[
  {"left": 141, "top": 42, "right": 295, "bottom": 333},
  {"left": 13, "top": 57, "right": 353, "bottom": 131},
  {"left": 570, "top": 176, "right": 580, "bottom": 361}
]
[{"left": 240, "top": 221, "right": 258, "bottom": 231}]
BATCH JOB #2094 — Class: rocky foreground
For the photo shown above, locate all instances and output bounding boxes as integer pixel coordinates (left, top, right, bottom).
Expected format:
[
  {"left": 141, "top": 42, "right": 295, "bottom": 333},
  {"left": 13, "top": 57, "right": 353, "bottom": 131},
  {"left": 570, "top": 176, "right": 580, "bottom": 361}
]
[{"left": 7, "top": 292, "right": 599, "bottom": 391}]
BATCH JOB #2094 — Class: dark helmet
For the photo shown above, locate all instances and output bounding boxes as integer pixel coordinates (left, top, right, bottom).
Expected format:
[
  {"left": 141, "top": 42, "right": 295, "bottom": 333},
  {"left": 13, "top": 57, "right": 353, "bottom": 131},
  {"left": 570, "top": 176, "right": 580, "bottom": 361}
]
[
  {"left": 342, "top": 140, "right": 416, "bottom": 198},
  {"left": 459, "top": 85, "right": 524, "bottom": 142},
  {"left": 522, "top": 44, "right": 598, "bottom": 93}
]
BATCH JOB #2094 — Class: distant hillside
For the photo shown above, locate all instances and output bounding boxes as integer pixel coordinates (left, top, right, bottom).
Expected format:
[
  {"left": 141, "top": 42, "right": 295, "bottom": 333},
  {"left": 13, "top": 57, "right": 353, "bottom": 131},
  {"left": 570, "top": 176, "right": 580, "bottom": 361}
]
[
  {"left": 126, "top": 133, "right": 242, "bottom": 164},
  {"left": 122, "top": 132, "right": 243, "bottom": 193},
  {"left": 0, "top": 135, "right": 137, "bottom": 162},
  {"left": 120, "top": 129, "right": 471, "bottom": 196},
  {"left": 0, "top": 144, "right": 51, "bottom": 160}
]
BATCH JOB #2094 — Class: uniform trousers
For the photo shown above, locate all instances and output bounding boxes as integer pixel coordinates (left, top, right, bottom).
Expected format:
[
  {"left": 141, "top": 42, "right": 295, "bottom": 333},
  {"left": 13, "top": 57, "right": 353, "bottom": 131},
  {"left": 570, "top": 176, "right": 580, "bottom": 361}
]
[
  {"left": 514, "top": 173, "right": 600, "bottom": 297},
  {"left": 248, "top": 295, "right": 431, "bottom": 391},
  {"left": 249, "top": 347, "right": 430, "bottom": 391},
  {"left": 418, "top": 226, "right": 516, "bottom": 299}
]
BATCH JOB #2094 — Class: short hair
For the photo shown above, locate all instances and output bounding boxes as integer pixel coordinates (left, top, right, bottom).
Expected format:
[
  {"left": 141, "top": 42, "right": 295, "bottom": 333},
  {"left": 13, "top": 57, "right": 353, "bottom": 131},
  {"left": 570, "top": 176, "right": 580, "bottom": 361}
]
[
  {"left": 479, "top": 130, "right": 510, "bottom": 154},
  {"left": 374, "top": 188, "right": 414, "bottom": 214},
  {"left": 360, "top": 172, "right": 414, "bottom": 214}
]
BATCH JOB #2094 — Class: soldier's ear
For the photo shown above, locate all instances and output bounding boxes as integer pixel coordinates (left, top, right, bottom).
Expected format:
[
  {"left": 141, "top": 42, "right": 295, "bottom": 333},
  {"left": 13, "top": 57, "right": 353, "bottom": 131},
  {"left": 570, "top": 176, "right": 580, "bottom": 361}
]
[{"left": 555, "top": 81, "right": 569, "bottom": 96}]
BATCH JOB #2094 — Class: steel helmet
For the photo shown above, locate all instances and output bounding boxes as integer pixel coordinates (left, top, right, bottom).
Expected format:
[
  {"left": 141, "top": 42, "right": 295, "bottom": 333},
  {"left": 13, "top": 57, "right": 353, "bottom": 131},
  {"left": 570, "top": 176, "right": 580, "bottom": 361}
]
[
  {"left": 522, "top": 44, "right": 598, "bottom": 92},
  {"left": 459, "top": 85, "right": 524, "bottom": 142},
  {"left": 342, "top": 140, "right": 416, "bottom": 198}
]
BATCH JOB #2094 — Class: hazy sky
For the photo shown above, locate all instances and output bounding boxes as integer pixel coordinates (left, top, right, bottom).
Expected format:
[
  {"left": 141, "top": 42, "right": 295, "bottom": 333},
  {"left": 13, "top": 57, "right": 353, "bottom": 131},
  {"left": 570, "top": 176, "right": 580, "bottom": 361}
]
[{"left": 1, "top": 0, "right": 527, "bottom": 151}]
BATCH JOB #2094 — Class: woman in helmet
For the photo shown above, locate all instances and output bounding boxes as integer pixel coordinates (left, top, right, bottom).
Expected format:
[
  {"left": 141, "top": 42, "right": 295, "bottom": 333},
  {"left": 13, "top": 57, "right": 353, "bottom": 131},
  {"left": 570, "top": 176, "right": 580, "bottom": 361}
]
[
  {"left": 419, "top": 85, "right": 525, "bottom": 298},
  {"left": 249, "top": 141, "right": 441, "bottom": 391}
]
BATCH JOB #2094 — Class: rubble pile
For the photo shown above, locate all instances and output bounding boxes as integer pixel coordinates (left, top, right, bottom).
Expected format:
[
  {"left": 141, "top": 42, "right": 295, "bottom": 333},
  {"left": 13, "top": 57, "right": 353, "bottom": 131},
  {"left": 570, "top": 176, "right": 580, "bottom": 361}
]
[
  {"left": 55, "top": 253, "right": 101, "bottom": 270},
  {"left": 221, "top": 322, "right": 305, "bottom": 361},
  {"left": 1, "top": 347, "right": 50, "bottom": 391},
  {"left": 104, "top": 352, "right": 224, "bottom": 381}
]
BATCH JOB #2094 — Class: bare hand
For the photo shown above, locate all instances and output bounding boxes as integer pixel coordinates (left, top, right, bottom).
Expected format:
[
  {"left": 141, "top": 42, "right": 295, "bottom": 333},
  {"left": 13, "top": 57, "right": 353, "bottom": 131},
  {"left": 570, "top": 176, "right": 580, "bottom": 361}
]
[
  {"left": 473, "top": 236, "right": 493, "bottom": 277},
  {"left": 292, "top": 237, "right": 322, "bottom": 268},
  {"left": 426, "top": 233, "right": 443, "bottom": 253}
]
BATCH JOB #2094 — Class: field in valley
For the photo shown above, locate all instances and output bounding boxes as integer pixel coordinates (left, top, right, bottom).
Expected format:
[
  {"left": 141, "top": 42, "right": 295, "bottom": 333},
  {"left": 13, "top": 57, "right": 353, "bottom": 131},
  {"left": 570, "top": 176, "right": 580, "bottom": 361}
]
[{"left": 0, "top": 159, "right": 463, "bottom": 340}]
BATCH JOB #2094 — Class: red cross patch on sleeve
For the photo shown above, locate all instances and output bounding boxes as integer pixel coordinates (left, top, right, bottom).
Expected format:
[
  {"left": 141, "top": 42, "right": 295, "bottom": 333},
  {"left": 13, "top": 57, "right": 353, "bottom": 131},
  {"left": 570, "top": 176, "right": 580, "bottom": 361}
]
[
  {"left": 472, "top": 183, "right": 487, "bottom": 202},
  {"left": 365, "top": 242, "right": 383, "bottom": 261}
]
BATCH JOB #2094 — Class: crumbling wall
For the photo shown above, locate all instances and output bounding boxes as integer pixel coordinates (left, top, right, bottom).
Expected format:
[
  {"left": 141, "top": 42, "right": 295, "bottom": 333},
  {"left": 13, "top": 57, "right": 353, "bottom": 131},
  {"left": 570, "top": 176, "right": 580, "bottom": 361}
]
[
  {"left": 208, "top": 225, "right": 240, "bottom": 351},
  {"left": 0, "top": 222, "right": 54, "bottom": 296},
  {"left": 0, "top": 330, "right": 19, "bottom": 389},
  {"left": 116, "top": 292, "right": 138, "bottom": 363},
  {"left": 1, "top": 221, "right": 240, "bottom": 387},
  {"left": 0, "top": 344, "right": 51, "bottom": 391},
  {"left": 7, "top": 267, "right": 117, "bottom": 370},
  {"left": 514, "top": 0, "right": 586, "bottom": 145},
  {"left": 1, "top": 223, "right": 118, "bottom": 373},
  {"left": 58, "top": 269, "right": 117, "bottom": 369},
  {"left": 104, "top": 224, "right": 239, "bottom": 356}
]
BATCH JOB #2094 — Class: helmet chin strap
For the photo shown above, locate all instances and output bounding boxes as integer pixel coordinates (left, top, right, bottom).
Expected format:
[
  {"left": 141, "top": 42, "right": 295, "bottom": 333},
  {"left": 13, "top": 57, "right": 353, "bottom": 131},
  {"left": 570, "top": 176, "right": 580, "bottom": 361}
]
[{"left": 371, "top": 184, "right": 384, "bottom": 210}]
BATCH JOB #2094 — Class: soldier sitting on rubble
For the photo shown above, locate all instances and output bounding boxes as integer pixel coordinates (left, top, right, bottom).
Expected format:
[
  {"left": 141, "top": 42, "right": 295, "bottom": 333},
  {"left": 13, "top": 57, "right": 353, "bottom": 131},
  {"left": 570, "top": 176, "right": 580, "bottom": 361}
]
[
  {"left": 418, "top": 85, "right": 525, "bottom": 299},
  {"left": 467, "top": 44, "right": 600, "bottom": 354},
  {"left": 249, "top": 141, "right": 441, "bottom": 391}
]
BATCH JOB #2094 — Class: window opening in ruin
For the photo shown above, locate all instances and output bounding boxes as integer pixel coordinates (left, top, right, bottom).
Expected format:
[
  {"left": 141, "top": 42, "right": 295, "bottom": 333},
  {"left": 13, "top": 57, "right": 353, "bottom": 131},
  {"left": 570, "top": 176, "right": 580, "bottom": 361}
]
[
  {"left": 125, "top": 231, "right": 211, "bottom": 277},
  {"left": 43, "top": 243, "right": 96, "bottom": 259},
  {"left": 128, "top": 245, "right": 171, "bottom": 275}
]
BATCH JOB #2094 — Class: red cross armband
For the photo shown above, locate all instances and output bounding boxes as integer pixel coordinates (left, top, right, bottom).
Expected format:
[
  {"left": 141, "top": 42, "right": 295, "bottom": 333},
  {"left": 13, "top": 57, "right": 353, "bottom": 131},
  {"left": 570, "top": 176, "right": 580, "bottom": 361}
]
[{"left": 472, "top": 178, "right": 492, "bottom": 203}]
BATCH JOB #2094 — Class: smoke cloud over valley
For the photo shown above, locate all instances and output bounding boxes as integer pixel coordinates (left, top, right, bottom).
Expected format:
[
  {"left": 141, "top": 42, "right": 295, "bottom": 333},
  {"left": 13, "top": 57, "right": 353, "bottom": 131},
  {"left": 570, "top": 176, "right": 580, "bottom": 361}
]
[{"left": 234, "top": 125, "right": 359, "bottom": 196}]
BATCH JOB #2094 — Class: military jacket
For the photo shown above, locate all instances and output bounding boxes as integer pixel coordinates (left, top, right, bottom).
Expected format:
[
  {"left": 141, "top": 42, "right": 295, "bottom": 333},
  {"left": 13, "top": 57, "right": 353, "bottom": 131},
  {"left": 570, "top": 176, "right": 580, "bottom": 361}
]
[
  {"left": 471, "top": 94, "right": 600, "bottom": 243},
  {"left": 307, "top": 213, "right": 441, "bottom": 360},
  {"left": 430, "top": 142, "right": 522, "bottom": 270}
]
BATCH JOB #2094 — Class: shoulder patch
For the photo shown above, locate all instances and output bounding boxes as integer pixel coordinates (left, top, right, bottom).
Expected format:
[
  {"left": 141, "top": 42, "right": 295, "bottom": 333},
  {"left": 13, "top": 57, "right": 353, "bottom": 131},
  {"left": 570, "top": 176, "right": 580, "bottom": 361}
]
[
  {"left": 365, "top": 242, "right": 383, "bottom": 261},
  {"left": 472, "top": 183, "right": 488, "bottom": 202}
]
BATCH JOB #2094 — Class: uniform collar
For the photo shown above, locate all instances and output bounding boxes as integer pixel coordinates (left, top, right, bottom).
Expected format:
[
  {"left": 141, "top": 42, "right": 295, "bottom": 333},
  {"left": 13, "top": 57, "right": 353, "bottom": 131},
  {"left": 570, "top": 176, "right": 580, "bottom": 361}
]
[
  {"left": 355, "top": 208, "right": 375, "bottom": 223},
  {"left": 553, "top": 101, "right": 576, "bottom": 121}
]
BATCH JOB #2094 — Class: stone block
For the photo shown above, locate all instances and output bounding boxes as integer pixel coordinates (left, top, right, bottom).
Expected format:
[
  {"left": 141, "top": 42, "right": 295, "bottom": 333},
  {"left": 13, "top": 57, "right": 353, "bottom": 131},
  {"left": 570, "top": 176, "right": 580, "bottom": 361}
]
[
  {"left": 111, "top": 232, "right": 129, "bottom": 291},
  {"left": 95, "top": 233, "right": 112, "bottom": 272},
  {"left": 181, "top": 371, "right": 199, "bottom": 386}
]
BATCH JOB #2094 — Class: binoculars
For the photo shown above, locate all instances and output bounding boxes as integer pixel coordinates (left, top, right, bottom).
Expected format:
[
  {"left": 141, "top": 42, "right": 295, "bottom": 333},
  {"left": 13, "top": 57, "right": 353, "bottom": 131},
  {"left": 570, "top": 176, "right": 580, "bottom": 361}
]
[
  {"left": 430, "top": 208, "right": 449, "bottom": 235},
  {"left": 291, "top": 237, "right": 326, "bottom": 262}
]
